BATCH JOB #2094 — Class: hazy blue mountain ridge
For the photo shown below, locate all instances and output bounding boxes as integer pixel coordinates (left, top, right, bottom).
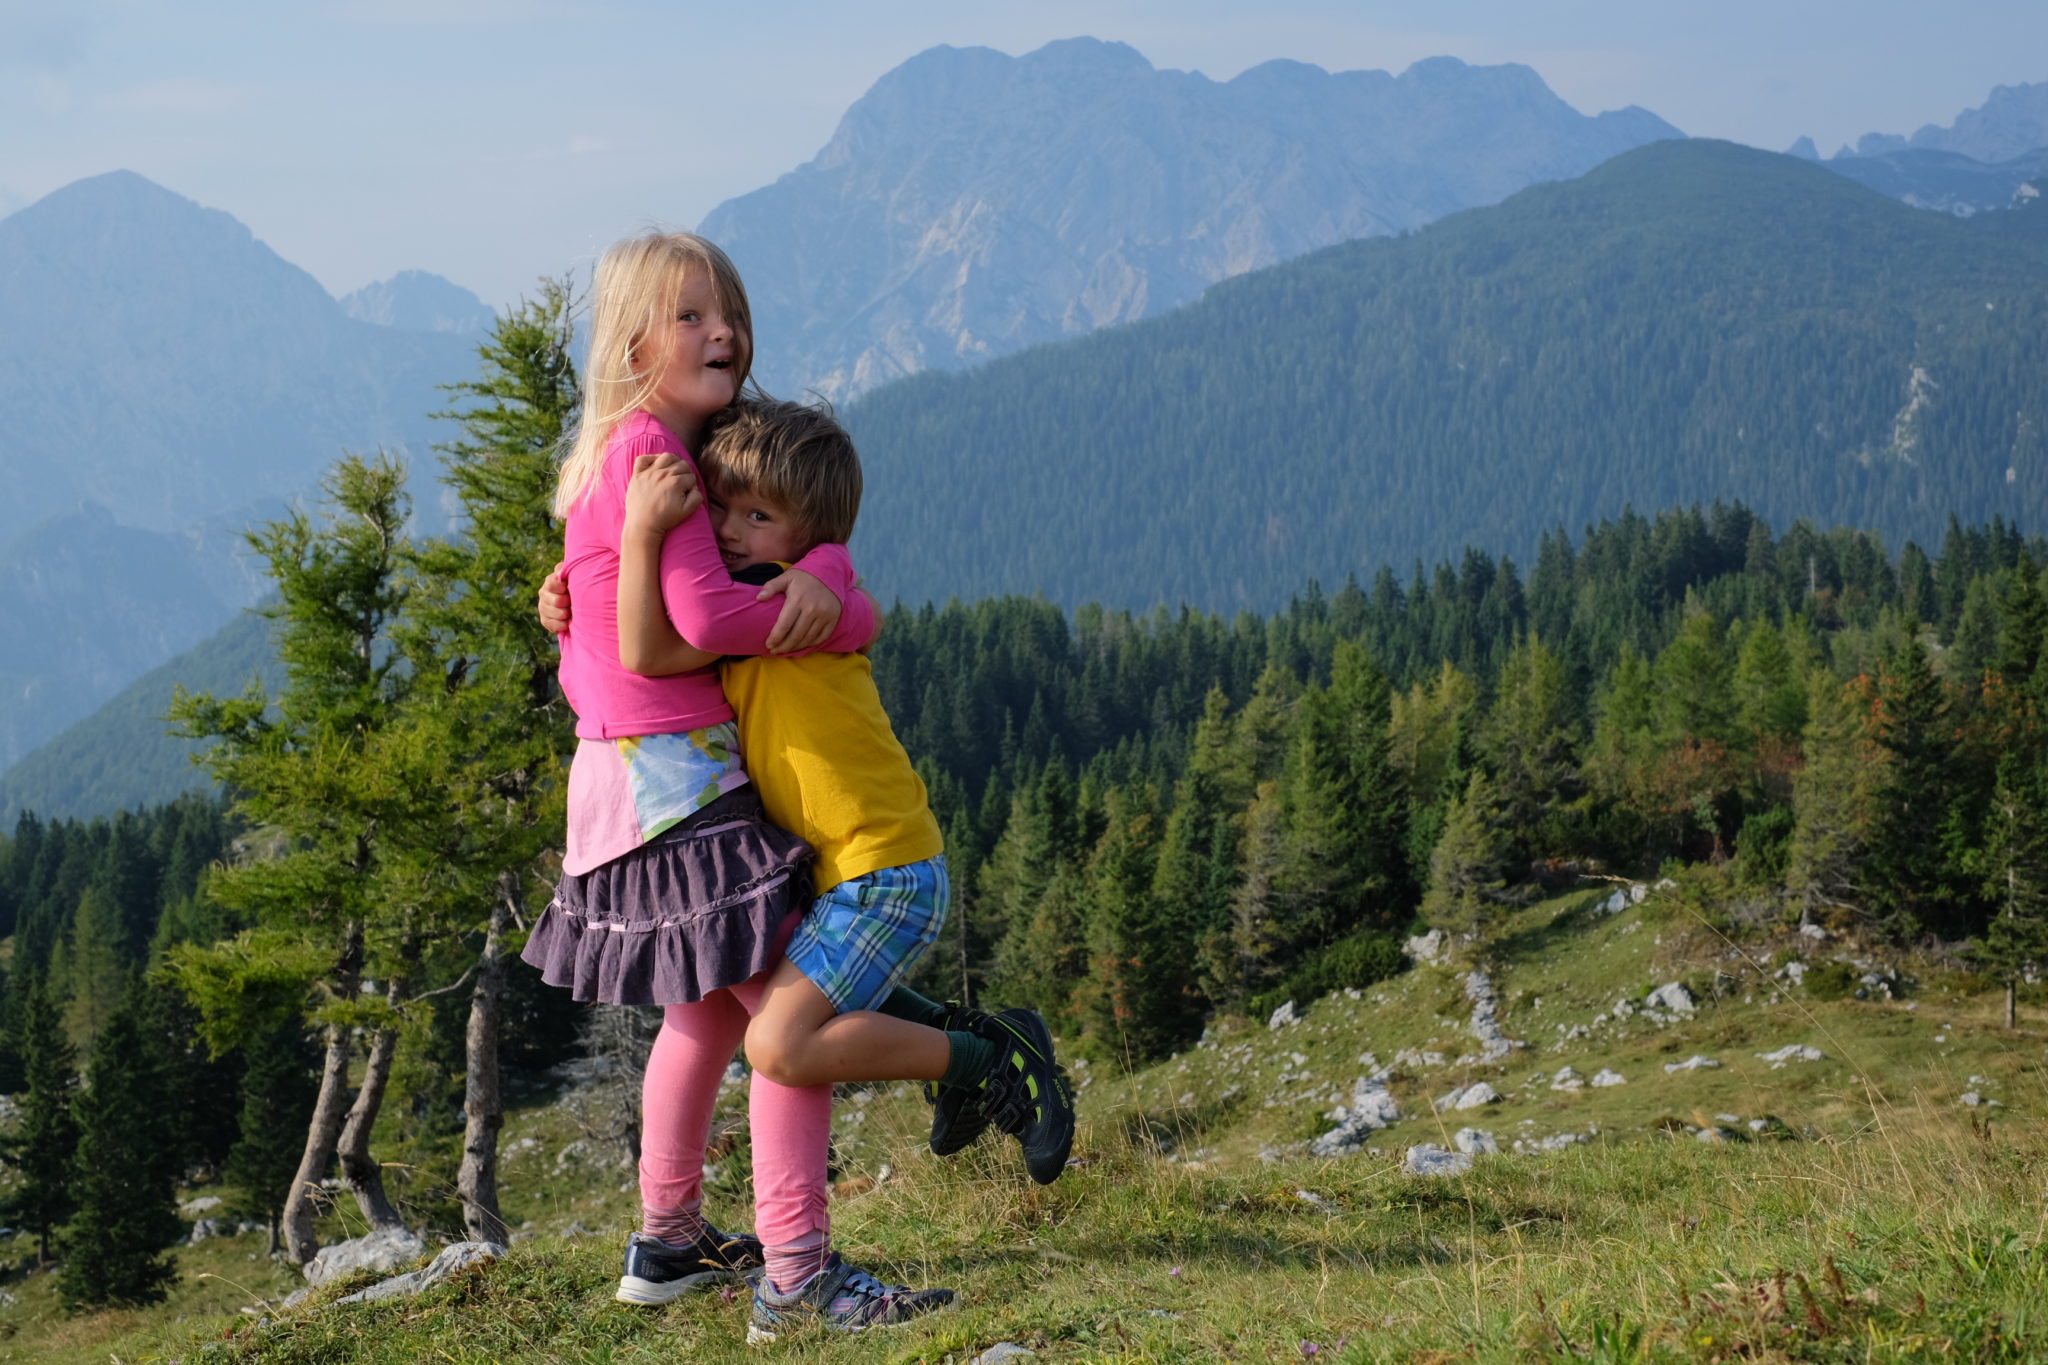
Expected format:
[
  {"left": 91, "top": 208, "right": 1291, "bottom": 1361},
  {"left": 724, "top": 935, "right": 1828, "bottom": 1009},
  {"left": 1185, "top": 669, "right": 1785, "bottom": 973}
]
[
  {"left": 1800, "top": 81, "right": 2048, "bottom": 215},
  {"left": 702, "top": 37, "right": 1682, "bottom": 399},
  {"left": 340, "top": 269, "right": 497, "bottom": 334},
  {"left": 0, "top": 171, "right": 477, "bottom": 770},
  {"left": 1844, "top": 81, "right": 2048, "bottom": 165}
]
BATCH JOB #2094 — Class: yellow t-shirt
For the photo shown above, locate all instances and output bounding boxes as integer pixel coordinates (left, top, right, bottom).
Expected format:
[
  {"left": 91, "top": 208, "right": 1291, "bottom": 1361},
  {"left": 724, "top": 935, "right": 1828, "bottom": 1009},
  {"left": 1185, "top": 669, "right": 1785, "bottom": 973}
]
[{"left": 721, "top": 649, "right": 943, "bottom": 894}]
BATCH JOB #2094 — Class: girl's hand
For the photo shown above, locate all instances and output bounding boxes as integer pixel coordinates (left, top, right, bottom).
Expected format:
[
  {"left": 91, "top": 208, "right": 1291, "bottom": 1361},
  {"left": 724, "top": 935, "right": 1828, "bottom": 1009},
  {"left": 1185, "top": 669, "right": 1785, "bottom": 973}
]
[
  {"left": 756, "top": 568, "right": 842, "bottom": 653},
  {"left": 624, "top": 452, "right": 702, "bottom": 539},
  {"left": 538, "top": 561, "right": 572, "bottom": 635}
]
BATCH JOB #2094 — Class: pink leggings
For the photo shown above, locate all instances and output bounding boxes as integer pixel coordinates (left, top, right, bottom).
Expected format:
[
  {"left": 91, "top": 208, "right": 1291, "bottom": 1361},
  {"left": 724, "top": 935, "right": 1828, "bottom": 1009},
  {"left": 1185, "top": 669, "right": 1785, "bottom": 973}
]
[{"left": 639, "top": 962, "right": 830, "bottom": 1255}]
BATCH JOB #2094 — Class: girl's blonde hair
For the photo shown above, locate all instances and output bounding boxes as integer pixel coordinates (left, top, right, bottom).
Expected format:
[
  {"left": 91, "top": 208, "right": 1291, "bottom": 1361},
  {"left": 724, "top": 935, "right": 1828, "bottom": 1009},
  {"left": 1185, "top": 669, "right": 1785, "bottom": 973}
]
[{"left": 552, "top": 232, "right": 755, "bottom": 518}]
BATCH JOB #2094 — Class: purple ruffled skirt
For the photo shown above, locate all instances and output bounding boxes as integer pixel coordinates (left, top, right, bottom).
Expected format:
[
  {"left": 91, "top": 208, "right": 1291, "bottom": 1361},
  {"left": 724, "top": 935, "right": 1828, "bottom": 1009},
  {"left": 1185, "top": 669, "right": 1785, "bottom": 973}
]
[{"left": 521, "top": 786, "right": 813, "bottom": 1006}]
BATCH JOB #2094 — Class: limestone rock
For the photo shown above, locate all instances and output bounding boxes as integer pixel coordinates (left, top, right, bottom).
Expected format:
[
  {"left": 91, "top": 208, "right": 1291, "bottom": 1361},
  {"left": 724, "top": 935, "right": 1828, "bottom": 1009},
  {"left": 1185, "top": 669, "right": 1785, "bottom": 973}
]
[
  {"left": 1644, "top": 982, "right": 1696, "bottom": 1015},
  {"left": 1403, "top": 1144, "right": 1474, "bottom": 1176},
  {"left": 1267, "top": 999, "right": 1300, "bottom": 1030},
  {"left": 302, "top": 1226, "right": 427, "bottom": 1287},
  {"left": 1453, "top": 1127, "right": 1498, "bottom": 1155},
  {"left": 1404, "top": 929, "right": 1449, "bottom": 964},
  {"left": 1591, "top": 1068, "right": 1627, "bottom": 1087},
  {"left": 334, "top": 1241, "right": 508, "bottom": 1305},
  {"left": 1454, "top": 1081, "right": 1501, "bottom": 1110},
  {"left": 1663, "top": 1055, "right": 1720, "bottom": 1074},
  {"left": 1755, "top": 1044, "right": 1824, "bottom": 1068}
]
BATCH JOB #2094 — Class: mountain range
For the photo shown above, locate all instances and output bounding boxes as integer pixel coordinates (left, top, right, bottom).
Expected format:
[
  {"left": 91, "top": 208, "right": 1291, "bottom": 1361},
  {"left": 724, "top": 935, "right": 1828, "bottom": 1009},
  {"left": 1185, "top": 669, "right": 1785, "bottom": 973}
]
[
  {"left": 838, "top": 139, "right": 2048, "bottom": 610},
  {"left": 702, "top": 38, "right": 1682, "bottom": 400},
  {"left": 1797, "top": 81, "right": 2048, "bottom": 216}
]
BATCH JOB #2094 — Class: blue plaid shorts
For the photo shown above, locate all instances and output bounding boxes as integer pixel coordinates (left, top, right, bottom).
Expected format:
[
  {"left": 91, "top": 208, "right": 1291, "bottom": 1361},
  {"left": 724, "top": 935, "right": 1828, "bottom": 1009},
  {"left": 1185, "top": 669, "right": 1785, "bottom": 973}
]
[{"left": 785, "top": 856, "right": 949, "bottom": 1013}]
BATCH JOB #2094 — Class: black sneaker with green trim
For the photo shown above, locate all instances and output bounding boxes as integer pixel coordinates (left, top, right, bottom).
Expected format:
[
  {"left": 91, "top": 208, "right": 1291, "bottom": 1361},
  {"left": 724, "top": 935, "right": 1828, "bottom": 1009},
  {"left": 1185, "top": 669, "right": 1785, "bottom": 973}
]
[
  {"left": 972, "top": 1007, "right": 1076, "bottom": 1184},
  {"left": 924, "top": 1001, "right": 995, "bottom": 1158}
]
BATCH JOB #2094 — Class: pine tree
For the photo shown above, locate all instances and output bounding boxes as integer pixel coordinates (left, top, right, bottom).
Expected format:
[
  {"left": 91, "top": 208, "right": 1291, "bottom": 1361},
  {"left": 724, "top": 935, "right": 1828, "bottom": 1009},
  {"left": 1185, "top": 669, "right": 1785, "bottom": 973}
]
[
  {"left": 1421, "top": 771, "right": 1510, "bottom": 932},
  {"left": 1863, "top": 633, "right": 1965, "bottom": 937},
  {"left": 224, "top": 1020, "right": 322, "bottom": 1256},
  {"left": 1079, "top": 788, "right": 1183, "bottom": 1062},
  {"left": 168, "top": 453, "right": 420, "bottom": 1263},
  {"left": 58, "top": 987, "right": 183, "bottom": 1309},
  {"left": 1972, "top": 756, "right": 2048, "bottom": 1029},
  {"left": 1208, "top": 783, "right": 1287, "bottom": 1013},
  {"left": 1786, "top": 671, "right": 1885, "bottom": 921},
  {"left": 1483, "top": 633, "right": 1581, "bottom": 860},
  {"left": 0, "top": 977, "right": 78, "bottom": 1266},
  {"left": 396, "top": 279, "right": 581, "bottom": 1244},
  {"left": 55, "top": 885, "right": 131, "bottom": 1054}
]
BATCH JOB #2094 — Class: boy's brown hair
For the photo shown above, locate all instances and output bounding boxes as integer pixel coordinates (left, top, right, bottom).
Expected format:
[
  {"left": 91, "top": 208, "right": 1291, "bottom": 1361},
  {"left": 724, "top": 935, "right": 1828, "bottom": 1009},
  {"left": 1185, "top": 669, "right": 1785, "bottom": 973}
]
[{"left": 699, "top": 398, "right": 863, "bottom": 550}]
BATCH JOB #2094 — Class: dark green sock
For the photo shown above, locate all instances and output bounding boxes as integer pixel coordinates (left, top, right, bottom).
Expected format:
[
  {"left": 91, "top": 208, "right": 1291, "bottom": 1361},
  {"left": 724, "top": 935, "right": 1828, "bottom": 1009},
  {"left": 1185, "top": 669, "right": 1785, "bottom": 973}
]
[
  {"left": 876, "top": 986, "right": 950, "bottom": 1029},
  {"left": 941, "top": 1030, "right": 998, "bottom": 1091}
]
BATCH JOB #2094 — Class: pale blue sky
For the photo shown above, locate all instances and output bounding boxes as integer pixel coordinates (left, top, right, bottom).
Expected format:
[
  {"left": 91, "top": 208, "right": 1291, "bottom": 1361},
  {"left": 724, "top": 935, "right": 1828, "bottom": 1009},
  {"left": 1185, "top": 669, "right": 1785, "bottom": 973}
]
[{"left": 6, "top": 0, "right": 2043, "bottom": 308}]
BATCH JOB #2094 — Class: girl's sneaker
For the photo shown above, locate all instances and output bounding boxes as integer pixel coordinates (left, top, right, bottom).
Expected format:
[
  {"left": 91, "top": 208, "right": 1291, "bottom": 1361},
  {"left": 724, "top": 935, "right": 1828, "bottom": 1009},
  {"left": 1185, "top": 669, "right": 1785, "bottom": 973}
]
[
  {"left": 745, "top": 1254, "right": 953, "bottom": 1342},
  {"left": 615, "top": 1227, "right": 765, "bottom": 1304}
]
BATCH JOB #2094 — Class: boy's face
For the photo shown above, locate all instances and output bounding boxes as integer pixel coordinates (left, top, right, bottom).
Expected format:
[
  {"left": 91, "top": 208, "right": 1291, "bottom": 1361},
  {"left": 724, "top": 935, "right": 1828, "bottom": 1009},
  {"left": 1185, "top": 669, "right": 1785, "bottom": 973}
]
[{"left": 707, "top": 481, "right": 809, "bottom": 570}]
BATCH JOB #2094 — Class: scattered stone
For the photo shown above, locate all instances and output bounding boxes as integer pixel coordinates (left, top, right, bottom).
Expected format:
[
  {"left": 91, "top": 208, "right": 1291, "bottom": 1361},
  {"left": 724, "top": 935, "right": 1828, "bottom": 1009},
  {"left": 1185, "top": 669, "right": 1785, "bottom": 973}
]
[
  {"left": 970, "top": 1345, "right": 1038, "bottom": 1365},
  {"left": 1433, "top": 1086, "right": 1465, "bottom": 1113},
  {"left": 1403, "top": 1144, "right": 1474, "bottom": 1176},
  {"left": 1645, "top": 982, "right": 1697, "bottom": 1016},
  {"left": 1267, "top": 1000, "right": 1301, "bottom": 1030},
  {"left": 188, "top": 1218, "right": 230, "bottom": 1245},
  {"left": 1404, "top": 929, "right": 1449, "bottom": 964},
  {"left": 1311, "top": 1077, "right": 1402, "bottom": 1157},
  {"left": 1453, "top": 1081, "right": 1502, "bottom": 1110},
  {"left": 1970, "top": 1075, "right": 1993, "bottom": 1087},
  {"left": 1694, "top": 1125, "right": 1742, "bottom": 1144},
  {"left": 1453, "top": 1127, "right": 1498, "bottom": 1155},
  {"left": 1294, "top": 1189, "right": 1334, "bottom": 1211},
  {"left": 281, "top": 1286, "right": 313, "bottom": 1311},
  {"left": 1591, "top": 1069, "right": 1627, "bottom": 1087},
  {"left": 180, "top": 1196, "right": 224, "bottom": 1217},
  {"left": 1600, "top": 889, "right": 1629, "bottom": 915},
  {"left": 1755, "top": 1044, "right": 1825, "bottom": 1068},
  {"left": 1549, "top": 1066, "right": 1584, "bottom": 1092},
  {"left": 1611, "top": 998, "right": 1637, "bottom": 1019},
  {"left": 1663, "top": 1055, "right": 1720, "bottom": 1074},
  {"left": 1394, "top": 1048, "right": 1446, "bottom": 1070},
  {"left": 1465, "top": 969, "right": 1524, "bottom": 1062},
  {"left": 1799, "top": 922, "right": 1829, "bottom": 941},
  {"left": 1959, "top": 1092, "right": 2002, "bottom": 1108},
  {"left": 303, "top": 1226, "right": 428, "bottom": 1287},
  {"left": 335, "top": 1241, "right": 508, "bottom": 1305},
  {"left": 1512, "top": 1130, "right": 1595, "bottom": 1154}
]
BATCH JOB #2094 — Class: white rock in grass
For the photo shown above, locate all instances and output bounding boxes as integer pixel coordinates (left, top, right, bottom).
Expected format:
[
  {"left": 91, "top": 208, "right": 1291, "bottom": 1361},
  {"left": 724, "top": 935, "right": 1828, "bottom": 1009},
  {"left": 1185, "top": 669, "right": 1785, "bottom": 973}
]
[
  {"left": 1453, "top": 1127, "right": 1498, "bottom": 1155},
  {"left": 1799, "top": 922, "right": 1829, "bottom": 941},
  {"left": 1644, "top": 982, "right": 1696, "bottom": 1015},
  {"left": 1433, "top": 1086, "right": 1466, "bottom": 1113},
  {"left": 1267, "top": 1000, "right": 1300, "bottom": 1030},
  {"left": 188, "top": 1218, "right": 229, "bottom": 1245},
  {"left": 1591, "top": 1069, "right": 1627, "bottom": 1087},
  {"left": 1453, "top": 1082, "right": 1502, "bottom": 1109},
  {"left": 180, "top": 1196, "right": 223, "bottom": 1217},
  {"left": 303, "top": 1226, "right": 427, "bottom": 1287},
  {"left": 1959, "top": 1092, "right": 2002, "bottom": 1108},
  {"left": 1755, "top": 1044, "right": 1825, "bottom": 1067},
  {"left": 334, "top": 1241, "right": 508, "bottom": 1305},
  {"left": 1549, "top": 1066, "right": 1583, "bottom": 1091},
  {"left": 1663, "top": 1055, "right": 1720, "bottom": 1074},
  {"left": 1404, "top": 929, "right": 1449, "bottom": 964},
  {"left": 970, "top": 1345, "right": 1039, "bottom": 1365},
  {"left": 1404, "top": 1144, "right": 1474, "bottom": 1176}
]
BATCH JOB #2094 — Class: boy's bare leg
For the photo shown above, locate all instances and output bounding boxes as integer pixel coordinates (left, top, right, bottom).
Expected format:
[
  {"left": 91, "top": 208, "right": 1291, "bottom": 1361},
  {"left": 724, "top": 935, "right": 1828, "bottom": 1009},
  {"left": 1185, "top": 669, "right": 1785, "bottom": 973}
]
[{"left": 744, "top": 957, "right": 950, "bottom": 1087}]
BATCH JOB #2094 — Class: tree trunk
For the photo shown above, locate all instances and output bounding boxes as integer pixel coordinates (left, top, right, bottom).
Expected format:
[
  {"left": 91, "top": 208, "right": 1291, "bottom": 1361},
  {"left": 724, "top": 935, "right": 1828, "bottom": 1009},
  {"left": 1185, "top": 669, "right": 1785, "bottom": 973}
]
[
  {"left": 457, "top": 876, "right": 512, "bottom": 1244},
  {"left": 2007, "top": 979, "right": 2018, "bottom": 1030},
  {"left": 282, "top": 922, "right": 364, "bottom": 1265},
  {"left": 335, "top": 1023, "right": 405, "bottom": 1230},
  {"left": 335, "top": 930, "right": 417, "bottom": 1232}
]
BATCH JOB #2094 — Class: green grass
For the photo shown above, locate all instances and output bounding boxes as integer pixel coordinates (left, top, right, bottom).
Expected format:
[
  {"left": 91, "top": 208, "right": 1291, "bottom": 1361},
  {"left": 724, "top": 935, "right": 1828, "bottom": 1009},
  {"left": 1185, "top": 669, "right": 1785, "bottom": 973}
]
[{"left": 9, "top": 886, "right": 2048, "bottom": 1362}]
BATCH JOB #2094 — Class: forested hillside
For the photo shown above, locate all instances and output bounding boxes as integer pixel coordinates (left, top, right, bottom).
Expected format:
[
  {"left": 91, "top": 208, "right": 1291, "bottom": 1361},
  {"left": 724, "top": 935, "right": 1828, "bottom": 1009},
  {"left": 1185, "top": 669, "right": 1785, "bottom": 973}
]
[{"left": 845, "top": 139, "right": 2048, "bottom": 610}]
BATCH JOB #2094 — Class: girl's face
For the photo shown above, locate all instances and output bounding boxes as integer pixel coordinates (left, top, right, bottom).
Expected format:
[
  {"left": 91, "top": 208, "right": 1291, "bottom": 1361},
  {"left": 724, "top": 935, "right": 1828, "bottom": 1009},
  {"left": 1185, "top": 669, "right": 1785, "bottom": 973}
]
[{"left": 637, "top": 273, "right": 746, "bottom": 440}]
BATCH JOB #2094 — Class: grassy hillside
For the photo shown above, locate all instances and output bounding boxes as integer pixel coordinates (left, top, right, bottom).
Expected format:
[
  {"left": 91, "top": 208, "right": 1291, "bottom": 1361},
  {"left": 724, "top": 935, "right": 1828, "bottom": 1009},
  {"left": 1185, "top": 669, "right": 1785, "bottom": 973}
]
[
  {"left": 5, "top": 877, "right": 2044, "bottom": 1362},
  {"left": 845, "top": 139, "right": 2048, "bottom": 611}
]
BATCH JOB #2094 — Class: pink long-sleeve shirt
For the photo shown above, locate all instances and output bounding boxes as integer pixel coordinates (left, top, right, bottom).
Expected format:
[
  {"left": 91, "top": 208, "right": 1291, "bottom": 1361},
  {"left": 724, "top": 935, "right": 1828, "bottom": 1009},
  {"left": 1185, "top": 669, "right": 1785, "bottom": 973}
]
[{"left": 557, "top": 410, "right": 875, "bottom": 740}]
